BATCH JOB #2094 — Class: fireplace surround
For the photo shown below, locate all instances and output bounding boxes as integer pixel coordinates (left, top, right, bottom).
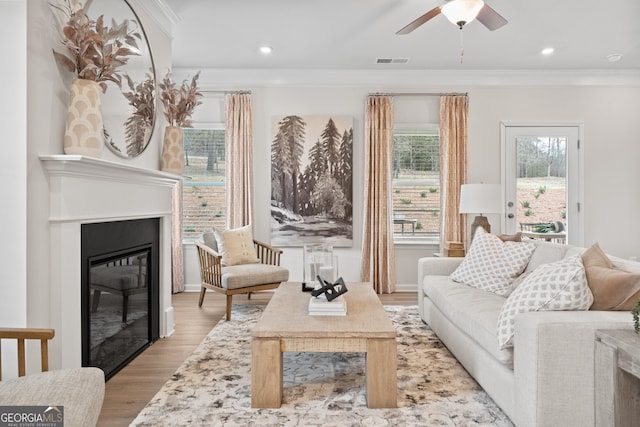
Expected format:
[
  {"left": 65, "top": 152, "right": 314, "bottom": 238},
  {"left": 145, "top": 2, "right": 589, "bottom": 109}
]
[{"left": 41, "top": 155, "right": 180, "bottom": 371}]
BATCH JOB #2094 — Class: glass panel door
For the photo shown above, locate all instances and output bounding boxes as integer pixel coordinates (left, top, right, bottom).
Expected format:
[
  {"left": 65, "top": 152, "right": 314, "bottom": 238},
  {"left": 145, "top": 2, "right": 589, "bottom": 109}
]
[{"left": 502, "top": 124, "right": 582, "bottom": 245}]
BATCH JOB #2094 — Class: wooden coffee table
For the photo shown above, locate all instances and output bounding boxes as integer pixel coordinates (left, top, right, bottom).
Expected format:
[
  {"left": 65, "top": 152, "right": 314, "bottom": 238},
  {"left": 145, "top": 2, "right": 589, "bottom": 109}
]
[{"left": 251, "top": 282, "right": 397, "bottom": 408}]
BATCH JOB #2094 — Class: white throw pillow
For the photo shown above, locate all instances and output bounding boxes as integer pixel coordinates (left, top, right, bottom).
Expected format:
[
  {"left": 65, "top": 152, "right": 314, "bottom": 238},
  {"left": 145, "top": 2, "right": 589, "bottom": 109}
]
[
  {"left": 496, "top": 255, "right": 593, "bottom": 349},
  {"left": 450, "top": 228, "right": 536, "bottom": 296},
  {"left": 214, "top": 225, "right": 259, "bottom": 266}
]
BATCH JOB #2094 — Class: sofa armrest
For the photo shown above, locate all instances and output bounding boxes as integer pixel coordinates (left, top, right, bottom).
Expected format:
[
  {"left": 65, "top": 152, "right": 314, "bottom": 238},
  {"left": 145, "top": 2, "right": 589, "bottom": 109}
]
[
  {"left": 513, "top": 310, "right": 632, "bottom": 427},
  {"left": 417, "top": 257, "right": 464, "bottom": 315},
  {"left": 418, "top": 257, "right": 464, "bottom": 280}
]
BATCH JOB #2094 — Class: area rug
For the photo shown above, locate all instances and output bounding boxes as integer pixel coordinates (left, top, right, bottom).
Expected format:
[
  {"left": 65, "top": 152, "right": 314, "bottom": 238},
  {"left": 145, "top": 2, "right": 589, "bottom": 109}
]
[{"left": 130, "top": 305, "right": 513, "bottom": 426}]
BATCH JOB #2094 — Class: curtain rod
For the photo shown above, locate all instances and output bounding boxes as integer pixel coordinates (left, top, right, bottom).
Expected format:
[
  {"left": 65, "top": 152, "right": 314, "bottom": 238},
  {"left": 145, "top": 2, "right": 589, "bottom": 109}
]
[
  {"left": 369, "top": 92, "right": 467, "bottom": 97},
  {"left": 201, "top": 90, "right": 252, "bottom": 95}
]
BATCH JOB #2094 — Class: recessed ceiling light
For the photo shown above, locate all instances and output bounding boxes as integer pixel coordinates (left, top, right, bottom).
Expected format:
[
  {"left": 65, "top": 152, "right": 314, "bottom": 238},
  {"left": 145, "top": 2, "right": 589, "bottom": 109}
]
[
  {"left": 541, "top": 47, "right": 555, "bottom": 56},
  {"left": 259, "top": 46, "right": 273, "bottom": 55},
  {"left": 607, "top": 53, "right": 622, "bottom": 62}
]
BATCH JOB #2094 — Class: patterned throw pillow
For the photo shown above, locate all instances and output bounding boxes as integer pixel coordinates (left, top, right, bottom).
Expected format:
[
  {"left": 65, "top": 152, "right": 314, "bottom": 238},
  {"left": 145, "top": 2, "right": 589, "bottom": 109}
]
[
  {"left": 496, "top": 255, "right": 593, "bottom": 349},
  {"left": 213, "top": 225, "right": 259, "bottom": 266},
  {"left": 451, "top": 228, "right": 536, "bottom": 296}
]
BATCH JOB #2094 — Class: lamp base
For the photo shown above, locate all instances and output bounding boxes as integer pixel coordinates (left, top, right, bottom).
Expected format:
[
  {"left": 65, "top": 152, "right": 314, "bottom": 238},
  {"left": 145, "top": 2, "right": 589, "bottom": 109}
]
[{"left": 470, "top": 215, "right": 491, "bottom": 242}]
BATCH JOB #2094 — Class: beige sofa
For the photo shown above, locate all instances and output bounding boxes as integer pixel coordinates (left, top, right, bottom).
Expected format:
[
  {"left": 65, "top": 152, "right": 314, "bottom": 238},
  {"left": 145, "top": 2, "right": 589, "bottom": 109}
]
[{"left": 417, "top": 241, "right": 636, "bottom": 427}]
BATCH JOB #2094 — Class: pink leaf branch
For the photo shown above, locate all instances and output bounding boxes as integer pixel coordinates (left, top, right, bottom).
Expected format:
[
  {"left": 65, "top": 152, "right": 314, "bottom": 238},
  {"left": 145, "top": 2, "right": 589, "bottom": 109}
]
[
  {"left": 50, "top": 0, "right": 141, "bottom": 93},
  {"left": 159, "top": 71, "right": 202, "bottom": 128}
]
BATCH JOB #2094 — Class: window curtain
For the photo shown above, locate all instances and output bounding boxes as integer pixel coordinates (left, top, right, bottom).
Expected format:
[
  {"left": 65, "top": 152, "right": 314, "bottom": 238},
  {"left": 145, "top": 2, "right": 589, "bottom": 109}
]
[
  {"left": 361, "top": 95, "right": 396, "bottom": 294},
  {"left": 171, "top": 179, "right": 184, "bottom": 293},
  {"left": 439, "top": 95, "right": 469, "bottom": 251},
  {"left": 225, "top": 93, "right": 254, "bottom": 229}
]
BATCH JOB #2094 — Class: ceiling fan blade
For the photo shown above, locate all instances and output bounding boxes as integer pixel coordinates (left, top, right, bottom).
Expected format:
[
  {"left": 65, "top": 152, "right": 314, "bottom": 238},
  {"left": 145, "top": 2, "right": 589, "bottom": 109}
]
[
  {"left": 396, "top": 7, "right": 442, "bottom": 35},
  {"left": 476, "top": 3, "right": 508, "bottom": 31}
]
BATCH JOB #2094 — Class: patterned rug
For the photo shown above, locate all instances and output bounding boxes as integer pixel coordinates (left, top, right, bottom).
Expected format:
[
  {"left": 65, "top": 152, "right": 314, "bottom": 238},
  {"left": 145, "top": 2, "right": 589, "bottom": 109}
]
[{"left": 130, "top": 305, "right": 513, "bottom": 426}]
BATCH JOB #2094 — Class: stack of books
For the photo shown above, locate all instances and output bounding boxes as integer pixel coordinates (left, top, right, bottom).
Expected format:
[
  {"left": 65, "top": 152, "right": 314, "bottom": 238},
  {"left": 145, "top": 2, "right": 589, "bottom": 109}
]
[
  {"left": 445, "top": 241, "right": 465, "bottom": 257},
  {"left": 308, "top": 294, "right": 347, "bottom": 316}
]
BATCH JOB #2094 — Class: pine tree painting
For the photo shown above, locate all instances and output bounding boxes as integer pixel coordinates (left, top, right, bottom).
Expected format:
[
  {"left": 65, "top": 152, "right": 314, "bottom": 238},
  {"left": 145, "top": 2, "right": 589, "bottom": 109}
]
[{"left": 270, "top": 115, "right": 353, "bottom": 246}]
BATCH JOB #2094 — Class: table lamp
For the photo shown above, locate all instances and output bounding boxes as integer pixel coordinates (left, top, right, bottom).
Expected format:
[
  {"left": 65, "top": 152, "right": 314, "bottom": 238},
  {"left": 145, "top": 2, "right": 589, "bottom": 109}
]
[{"left": 459, "top": 183, "right": 502, "bottom": 240}]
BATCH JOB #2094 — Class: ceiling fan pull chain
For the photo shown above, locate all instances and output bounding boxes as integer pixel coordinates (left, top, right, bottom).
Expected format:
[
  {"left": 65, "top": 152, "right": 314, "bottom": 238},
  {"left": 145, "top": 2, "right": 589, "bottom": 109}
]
[{"left": 459, "top": 28, "right": 465, "bottom": 64}]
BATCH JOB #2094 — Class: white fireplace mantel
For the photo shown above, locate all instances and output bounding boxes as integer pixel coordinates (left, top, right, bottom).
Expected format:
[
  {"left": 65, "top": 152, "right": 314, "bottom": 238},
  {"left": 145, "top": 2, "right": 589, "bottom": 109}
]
[{"left": 41, "top": 155, "right": 180, "bottom": 369}]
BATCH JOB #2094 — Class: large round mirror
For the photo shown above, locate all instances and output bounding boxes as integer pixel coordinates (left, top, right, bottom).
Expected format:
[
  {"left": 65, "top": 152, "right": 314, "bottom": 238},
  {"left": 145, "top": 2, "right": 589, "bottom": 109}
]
[{"left": 89, "top": 0, "right": 156, "bottom": 158}]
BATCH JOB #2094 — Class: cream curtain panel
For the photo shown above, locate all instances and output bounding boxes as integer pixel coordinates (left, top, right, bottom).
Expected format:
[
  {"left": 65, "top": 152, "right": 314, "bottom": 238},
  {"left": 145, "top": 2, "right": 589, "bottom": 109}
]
[
  {"left": 439, "top": 95, "right": 469, "bottom": 251},
  {"left": 225, "top": 93, "right": 254, "bottom": 229},
  {"left": 361, "top": 96, "right": 396, "bottom": 294},
  {"left": 171, "top": 179, "right": 184, "bottom": 293}
]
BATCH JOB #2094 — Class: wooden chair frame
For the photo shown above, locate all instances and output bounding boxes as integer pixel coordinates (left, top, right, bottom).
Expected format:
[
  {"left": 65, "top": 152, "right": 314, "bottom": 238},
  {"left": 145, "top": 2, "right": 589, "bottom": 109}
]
[
  {"left": 195, "top": 240, "right": 285, "bottom": 320},
  {"left": 0, "top": 328, "right": 55, "bottom": 381}
]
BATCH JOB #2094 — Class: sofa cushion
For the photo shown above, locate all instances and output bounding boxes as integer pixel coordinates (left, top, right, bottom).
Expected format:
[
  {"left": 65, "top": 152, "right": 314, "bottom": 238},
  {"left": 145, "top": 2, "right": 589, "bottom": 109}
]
[
  {"left": 422, "top": 275, "right": 514, "bottom": 366},
  {"left": 524, "top": 241, "right": 570, "bottom": 272},
  {"left": 451, "top": 228, "right": 535, "bottom": 296},
  {"left": 497, "top": 255, "right": 593, "bottom": 349},
  {"left": 582, "top": 243, "right": 640, "bottom": 310},
  {"left": 214, "top": 225, "right": 260, "bottom": 266}
]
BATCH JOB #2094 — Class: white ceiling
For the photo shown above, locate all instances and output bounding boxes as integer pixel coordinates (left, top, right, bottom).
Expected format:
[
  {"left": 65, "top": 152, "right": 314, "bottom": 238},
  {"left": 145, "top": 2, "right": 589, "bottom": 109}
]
[{"left": 164, "top": 0, "right": 640, "bottom": 73}]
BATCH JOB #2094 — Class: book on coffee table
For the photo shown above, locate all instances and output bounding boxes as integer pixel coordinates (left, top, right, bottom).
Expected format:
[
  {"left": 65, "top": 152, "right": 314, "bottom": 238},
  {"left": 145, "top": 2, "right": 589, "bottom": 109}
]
[{"left": 308, "top": 295, "right": 347, "bottom": 316}]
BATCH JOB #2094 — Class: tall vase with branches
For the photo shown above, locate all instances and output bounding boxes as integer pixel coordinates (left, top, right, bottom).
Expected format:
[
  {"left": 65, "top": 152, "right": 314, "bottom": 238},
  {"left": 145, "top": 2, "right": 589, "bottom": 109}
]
[
  {"left": 51, "top": 0, "right": 141, "bottom": 157},
  {"left": 158, "top": 71, "right": 202, "bottom": 174}
]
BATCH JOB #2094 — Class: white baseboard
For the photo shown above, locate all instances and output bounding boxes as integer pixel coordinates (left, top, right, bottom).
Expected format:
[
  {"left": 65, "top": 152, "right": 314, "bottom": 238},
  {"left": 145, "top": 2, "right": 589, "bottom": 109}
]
[
  {"left": 183, "top": 283, "right": 201, "bottom": 292},
  {"left": 395, "top": 283, "right": 418, "bottom": 292}
]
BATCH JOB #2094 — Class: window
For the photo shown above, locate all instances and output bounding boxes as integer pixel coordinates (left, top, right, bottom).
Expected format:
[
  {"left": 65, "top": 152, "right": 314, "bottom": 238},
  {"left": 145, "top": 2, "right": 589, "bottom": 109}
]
[
  {"left": 182, "top": 126, "right": 226, "bottom": 239},
  {"left": 392, "top": 127, "right": 440, "bottom": 242}
]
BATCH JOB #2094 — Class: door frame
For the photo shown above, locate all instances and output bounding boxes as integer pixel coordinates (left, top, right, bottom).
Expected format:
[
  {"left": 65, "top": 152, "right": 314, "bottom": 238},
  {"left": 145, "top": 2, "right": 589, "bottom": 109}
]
[{"left": 500, "top": 121, "right": 585, "bottom": 247}]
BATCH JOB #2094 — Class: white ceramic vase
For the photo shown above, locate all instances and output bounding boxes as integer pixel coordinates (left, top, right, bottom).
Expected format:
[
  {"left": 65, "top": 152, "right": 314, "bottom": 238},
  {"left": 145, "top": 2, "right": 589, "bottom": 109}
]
[
  {"left": 160, "top": 126, "right": 185, "bottom": 174},
  {"left": 64, "top": 79, "right": 104, "bottom": 157}
]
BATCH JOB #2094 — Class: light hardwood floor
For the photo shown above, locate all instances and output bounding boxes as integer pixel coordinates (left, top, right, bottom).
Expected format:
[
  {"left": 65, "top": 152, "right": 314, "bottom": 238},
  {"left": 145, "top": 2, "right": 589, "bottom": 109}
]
[{"left": 97, "top": 289, "right": 417, "bottom": 426}]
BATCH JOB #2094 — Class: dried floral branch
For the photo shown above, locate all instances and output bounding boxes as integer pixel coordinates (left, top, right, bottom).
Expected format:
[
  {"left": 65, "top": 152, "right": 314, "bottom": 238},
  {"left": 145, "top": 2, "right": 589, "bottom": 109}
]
[
  {"left": 50, "top": 0, "right": 141, "bottom": 93},
  {"left": 122, "top": 72, "right": 156, "bottom": 156},
  {"left": 159, "top": 71, "right": 202, "bottom": 127}
]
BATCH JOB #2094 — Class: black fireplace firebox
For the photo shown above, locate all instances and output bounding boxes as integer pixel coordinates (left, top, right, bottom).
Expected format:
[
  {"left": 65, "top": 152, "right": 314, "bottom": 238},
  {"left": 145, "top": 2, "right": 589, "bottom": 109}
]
[{"left": 81, "top": 218, "right": 160, "bottom": 380}]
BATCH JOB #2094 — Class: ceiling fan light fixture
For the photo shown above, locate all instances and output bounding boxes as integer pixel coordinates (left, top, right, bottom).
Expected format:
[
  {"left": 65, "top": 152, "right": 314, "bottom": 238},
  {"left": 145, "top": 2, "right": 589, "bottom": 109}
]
[{"left": 441, "top": 0, "right": 485, "bottom": 28}]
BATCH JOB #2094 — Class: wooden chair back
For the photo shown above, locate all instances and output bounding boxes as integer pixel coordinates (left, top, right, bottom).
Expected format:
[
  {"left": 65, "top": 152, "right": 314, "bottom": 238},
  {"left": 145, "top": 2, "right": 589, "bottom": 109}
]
[{"left": 0, "top": 328, "right": 55, "bottom": 380}]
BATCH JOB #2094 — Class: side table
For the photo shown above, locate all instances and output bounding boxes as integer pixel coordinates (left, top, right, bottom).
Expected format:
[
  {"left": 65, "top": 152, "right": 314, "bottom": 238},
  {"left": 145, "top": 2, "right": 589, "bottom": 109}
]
[{"left": 595, "top": 329, "right": 640, "bottom": 427}]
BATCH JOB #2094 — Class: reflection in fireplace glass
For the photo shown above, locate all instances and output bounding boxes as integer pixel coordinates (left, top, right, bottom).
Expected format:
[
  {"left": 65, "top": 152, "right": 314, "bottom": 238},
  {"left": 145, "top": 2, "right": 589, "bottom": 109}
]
[{"left": 89, "top": 248, "right": 150, "bottom": 377}]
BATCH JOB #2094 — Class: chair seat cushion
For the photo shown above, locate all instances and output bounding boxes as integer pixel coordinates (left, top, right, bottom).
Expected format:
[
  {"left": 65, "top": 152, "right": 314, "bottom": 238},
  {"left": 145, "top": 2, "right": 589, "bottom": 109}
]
[
  {"left": 0, "top": 367, "right": 105, "bottom": 427},
  {"left": 221, "top": 264, "right": 289, "bottom": 290}
]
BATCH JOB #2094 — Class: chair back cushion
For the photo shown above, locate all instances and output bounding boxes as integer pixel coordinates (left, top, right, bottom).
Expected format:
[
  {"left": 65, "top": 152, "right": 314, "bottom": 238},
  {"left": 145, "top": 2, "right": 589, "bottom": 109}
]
[
  {"left": 214, "top": 225, "right": 260, "bottom": 266},
  {"left": 202, "top": 232, "right": 218, "bottom": 252}
]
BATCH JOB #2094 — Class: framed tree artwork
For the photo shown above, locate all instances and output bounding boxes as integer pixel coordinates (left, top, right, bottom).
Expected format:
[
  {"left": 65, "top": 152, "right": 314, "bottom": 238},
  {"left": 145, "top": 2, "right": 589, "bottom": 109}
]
[{"left": 270, "top": 115, "right": 353, "bottom": 247}]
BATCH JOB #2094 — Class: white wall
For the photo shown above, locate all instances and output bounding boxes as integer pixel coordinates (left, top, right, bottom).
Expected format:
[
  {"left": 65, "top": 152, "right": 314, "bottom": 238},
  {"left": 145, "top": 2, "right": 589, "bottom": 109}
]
[
  {"left": 23, "top": 0, "right": 174, "bottom": 369},
  {"left": 180, "top": 72, "right": 640, "bottom": 292},
  {"left": 468, "top": 86, "right": 640, "bottom": 257},
  {"left": 0, "top": 0, "right": 27, "bottom": 376}
]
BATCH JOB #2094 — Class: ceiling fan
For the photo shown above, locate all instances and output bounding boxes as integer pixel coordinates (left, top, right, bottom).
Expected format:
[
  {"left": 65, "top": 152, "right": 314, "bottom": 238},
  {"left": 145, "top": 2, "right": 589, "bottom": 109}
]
[{"left": 396, "top": 0, "right": 508, "bottom": 34}]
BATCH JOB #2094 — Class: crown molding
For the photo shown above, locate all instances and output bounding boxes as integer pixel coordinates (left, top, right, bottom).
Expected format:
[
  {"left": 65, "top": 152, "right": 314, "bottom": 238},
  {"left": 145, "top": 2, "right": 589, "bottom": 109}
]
[
  {"left": 128, "top": 0, "right": 179, "bottom": 39},
  {"left": 172, "top": 67, "right": 640, "bottom": 89}
]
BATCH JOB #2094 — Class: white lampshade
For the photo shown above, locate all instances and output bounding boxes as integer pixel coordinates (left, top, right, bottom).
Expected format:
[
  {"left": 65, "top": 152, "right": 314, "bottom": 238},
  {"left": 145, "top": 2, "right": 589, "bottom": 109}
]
[
  {"left": 441, "top": 0, "right": 484, "bottom": 26},
  {"left": 459, "top": 183, "right": 502, "bottom": 215}
]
